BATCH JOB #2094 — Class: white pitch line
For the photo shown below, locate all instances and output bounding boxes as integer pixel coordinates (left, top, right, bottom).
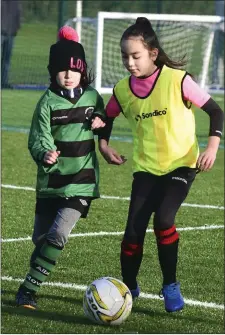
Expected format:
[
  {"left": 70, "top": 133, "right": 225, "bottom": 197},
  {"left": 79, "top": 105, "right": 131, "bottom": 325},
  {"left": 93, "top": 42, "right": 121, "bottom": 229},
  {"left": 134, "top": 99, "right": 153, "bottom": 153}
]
[
  {"left": 1, "top": 184, "right": 224, "bottom": 210},
  {"left": 1, "top": 276, "right": 87, "bottom": 290},
  {"left": 1, "top": 275, "right": 224, "bottom": 310},
  {"left": 2, "top": 184, "right": 36, "bottom": 192},
  {"left": 2, "top": 236, "right": 32, "bottom": 243},
  {"left": 1, "top": 225, "right": 224, "bottom": 243}
]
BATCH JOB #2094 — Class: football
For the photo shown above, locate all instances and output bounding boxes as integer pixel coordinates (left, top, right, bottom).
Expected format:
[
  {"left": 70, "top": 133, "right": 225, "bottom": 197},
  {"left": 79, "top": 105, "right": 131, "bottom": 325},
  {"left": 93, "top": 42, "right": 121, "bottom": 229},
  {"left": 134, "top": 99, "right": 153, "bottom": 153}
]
[{"left": 83, "top": 277, "right": 133, "bottom": 326}]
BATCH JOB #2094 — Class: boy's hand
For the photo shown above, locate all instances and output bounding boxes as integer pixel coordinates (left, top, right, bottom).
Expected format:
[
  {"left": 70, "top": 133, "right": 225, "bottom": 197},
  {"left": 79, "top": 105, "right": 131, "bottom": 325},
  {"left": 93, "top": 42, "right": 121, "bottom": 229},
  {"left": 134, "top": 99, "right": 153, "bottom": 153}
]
[
  {"left": 43, "top": 150, "right": 60, "bottom": 164},
  {"left": 197, "top": 148, "right": 217, "bottom": 171},
  {"left": 100, "top": 145, "right": 127, "bottom": 165},
  {"left": 91, "top": 116, "right": 106, "bottom": 130}
]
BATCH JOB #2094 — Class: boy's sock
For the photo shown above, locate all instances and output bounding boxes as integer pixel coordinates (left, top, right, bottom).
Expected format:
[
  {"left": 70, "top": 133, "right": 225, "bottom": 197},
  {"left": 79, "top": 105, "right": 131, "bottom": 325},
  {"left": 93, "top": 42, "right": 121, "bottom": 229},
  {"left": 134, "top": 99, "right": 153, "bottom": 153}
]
[{"left": 21, "top": 240, "right": 63, "bottom": 292}]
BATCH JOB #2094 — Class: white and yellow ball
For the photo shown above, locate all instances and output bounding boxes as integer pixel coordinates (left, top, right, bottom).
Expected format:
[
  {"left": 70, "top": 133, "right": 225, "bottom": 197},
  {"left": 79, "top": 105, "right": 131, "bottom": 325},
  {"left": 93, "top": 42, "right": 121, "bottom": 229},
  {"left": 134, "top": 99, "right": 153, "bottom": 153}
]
[{"left": 83, "top": 277, "right": 133, "bottom": 326}]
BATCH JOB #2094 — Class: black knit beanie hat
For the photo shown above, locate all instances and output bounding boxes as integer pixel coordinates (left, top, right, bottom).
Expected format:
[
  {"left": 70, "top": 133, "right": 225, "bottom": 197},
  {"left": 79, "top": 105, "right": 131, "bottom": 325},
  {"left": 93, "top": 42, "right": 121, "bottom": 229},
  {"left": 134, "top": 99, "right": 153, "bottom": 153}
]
[{"left": 47, "top": 39, "right": 86, "bottom": 78}]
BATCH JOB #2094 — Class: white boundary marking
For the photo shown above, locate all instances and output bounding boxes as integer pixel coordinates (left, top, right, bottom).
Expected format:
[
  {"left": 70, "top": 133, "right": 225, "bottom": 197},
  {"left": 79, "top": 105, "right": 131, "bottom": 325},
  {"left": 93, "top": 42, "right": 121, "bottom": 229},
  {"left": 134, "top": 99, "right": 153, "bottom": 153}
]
[
  {"left": 1, "top": 225, "right": 224, "bottom": 243},
  {"left": 1, "top": 276, "right": 224, "bottom": 310},
  {"left": 1, "top": 184, "right": 225, "bottom": 210}
]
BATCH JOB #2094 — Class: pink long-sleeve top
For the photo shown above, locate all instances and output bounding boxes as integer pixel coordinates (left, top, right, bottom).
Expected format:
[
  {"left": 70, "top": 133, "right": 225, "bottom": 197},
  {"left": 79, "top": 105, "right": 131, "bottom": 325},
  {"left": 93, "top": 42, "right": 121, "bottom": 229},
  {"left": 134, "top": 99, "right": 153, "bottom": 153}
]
[{"left": 106, "top": 68, "right": 211, "bottom": 117}]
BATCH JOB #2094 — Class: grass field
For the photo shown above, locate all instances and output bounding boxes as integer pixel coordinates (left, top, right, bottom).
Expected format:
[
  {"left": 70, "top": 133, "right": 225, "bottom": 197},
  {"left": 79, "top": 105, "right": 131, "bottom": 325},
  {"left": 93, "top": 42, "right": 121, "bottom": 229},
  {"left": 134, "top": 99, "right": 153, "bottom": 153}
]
[{"left": 1, "top": 90, "right": 224, "bottom": 334}]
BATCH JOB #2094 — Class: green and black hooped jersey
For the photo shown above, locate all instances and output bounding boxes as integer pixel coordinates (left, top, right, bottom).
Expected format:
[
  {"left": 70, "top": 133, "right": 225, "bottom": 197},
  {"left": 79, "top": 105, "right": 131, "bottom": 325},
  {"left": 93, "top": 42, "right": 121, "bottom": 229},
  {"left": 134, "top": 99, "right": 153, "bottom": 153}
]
[{"left": 28, "top": 86, "right": 105, "bottom": 198}]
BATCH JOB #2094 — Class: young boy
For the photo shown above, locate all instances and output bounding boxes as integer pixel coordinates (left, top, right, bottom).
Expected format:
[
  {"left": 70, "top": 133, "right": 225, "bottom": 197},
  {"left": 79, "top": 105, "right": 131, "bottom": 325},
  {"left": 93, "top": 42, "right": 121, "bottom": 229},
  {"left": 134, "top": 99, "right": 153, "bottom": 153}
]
[{"left": 16, "top": 30, "right": 106, "bottom": 309}]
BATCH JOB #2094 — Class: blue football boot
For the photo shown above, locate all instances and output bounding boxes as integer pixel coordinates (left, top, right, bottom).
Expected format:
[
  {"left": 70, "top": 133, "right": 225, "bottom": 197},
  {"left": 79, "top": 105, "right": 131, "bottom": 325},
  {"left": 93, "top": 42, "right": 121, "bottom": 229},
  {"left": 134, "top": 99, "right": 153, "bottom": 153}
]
[
  {"left": 130, "top": 284, "right": 140, "bottom": 299},
  {"left": 161, "top": 282, "right": 184, "bottom": 312}
]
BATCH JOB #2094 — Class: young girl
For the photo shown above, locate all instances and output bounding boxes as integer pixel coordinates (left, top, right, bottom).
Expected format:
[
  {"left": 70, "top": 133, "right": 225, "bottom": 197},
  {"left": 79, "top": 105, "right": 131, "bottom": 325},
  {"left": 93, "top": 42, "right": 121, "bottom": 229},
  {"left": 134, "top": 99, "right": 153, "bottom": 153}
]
[
  {"left": 15, "top": 28, "right": 106, "bottom": 309},
  {"left": 99, "top": 17, "right": 224, "bottom": 312}
]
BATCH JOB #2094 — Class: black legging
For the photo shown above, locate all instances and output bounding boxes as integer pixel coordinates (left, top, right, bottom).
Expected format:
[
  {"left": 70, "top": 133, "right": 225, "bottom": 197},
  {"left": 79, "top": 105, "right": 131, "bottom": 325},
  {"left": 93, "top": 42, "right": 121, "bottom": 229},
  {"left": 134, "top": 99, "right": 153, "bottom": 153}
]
[
  {"left": 121, "top": 167, "right": 196, "bottom": 288},
  {"left": 123, "top": 167, "right": 196, "bottom": 244}
]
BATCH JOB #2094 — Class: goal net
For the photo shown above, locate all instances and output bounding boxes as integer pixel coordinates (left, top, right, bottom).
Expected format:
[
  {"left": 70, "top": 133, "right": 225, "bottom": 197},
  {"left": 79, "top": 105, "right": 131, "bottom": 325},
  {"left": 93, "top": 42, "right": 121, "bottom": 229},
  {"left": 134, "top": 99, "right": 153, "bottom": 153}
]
[{"left": 67, "top": 12, "right": 224, "bottom": 95}]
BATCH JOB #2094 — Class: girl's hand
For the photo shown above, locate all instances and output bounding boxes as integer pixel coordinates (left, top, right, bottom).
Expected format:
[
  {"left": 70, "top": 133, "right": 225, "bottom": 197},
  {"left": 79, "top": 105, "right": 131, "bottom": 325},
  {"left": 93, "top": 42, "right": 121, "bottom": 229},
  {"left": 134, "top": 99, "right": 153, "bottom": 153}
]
[
  {"left": 197, "top": 148, "right": 217, "bottom": 171},
  {"left": 43, "top": 150, "right": 60, "bottom": 164},
  {"left": 91, "top": 117, "right": 106, "bottom": 130},
  {"left": 100, "top": 145, "right": 127, "bottom": 165}
]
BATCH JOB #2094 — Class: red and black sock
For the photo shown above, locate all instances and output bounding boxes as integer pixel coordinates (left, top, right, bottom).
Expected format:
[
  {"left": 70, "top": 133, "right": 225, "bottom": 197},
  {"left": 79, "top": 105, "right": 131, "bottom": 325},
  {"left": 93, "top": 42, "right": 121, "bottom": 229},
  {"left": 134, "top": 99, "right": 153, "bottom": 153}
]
[
  {"left": 154, "top": 225, "right": 179, "bottom": 285},
  {"left": 120, "top": 240, "right": 143, "bottom": 290}
]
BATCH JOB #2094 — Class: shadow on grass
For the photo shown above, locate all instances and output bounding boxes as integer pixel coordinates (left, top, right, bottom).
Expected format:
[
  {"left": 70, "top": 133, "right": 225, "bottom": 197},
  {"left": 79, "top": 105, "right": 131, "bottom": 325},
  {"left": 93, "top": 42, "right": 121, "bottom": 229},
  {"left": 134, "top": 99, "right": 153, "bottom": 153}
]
[
  {"left": 1, "top": 289, "right": 91, "bottom": 325},
  {"left": 1, "top": 289, "right": 223, "bottom": 334},
  {"left": 132, "top": 304, "right": 223, "bottom": 326},
  {"left": 2, "top": 289, "right": 84, "bottom": 303},
  {"left": 1, "top": 304, "right": 94, "bottom": 327},
  {"left": 1, "top": 290, "right": 129, "bottom": 334}
]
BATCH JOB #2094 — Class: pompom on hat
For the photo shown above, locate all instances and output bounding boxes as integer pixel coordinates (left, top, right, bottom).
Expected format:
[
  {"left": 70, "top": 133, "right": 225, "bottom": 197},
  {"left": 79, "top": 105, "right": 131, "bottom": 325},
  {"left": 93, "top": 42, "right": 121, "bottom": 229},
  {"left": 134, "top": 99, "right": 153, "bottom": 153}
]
[
  {"left": 48, "top": 29, "right": 86, "bottom": 78},
  {"left": 58, "top": 26, "right": 79, "bottom": 42}
]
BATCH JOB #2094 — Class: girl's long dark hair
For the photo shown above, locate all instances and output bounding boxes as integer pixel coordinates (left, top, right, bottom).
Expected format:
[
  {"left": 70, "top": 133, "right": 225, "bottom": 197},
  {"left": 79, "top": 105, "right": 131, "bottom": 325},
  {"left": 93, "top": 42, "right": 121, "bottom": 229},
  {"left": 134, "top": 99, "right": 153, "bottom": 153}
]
[
  {"left": 80, "top": 61, "right": 95, "bottom": 89},
  {"left": 120, "top": 17, "right": 187, "bottom": 69}
]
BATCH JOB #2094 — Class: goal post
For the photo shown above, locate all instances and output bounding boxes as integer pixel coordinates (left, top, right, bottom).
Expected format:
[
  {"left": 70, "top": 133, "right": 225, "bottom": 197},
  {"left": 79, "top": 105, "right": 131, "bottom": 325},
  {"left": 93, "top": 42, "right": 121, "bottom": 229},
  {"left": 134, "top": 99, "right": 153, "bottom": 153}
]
[{"left": 95, "top": 12, "right": 224, "bottom": 95}]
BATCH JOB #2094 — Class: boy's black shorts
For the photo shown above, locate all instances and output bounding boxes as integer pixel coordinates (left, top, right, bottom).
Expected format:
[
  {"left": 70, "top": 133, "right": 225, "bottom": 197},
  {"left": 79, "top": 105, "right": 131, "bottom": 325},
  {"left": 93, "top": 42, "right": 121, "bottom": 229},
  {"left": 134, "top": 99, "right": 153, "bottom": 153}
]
[{"left": 35, "top": 196, "right": 93, "bottom": 218}]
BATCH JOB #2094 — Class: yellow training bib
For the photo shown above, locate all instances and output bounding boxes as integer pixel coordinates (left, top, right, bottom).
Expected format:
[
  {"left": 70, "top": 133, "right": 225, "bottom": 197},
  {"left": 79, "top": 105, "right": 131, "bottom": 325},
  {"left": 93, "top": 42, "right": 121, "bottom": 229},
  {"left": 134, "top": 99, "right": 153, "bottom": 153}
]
[{"left": 114, "top": 65, "right": 199, "bottom": 175}]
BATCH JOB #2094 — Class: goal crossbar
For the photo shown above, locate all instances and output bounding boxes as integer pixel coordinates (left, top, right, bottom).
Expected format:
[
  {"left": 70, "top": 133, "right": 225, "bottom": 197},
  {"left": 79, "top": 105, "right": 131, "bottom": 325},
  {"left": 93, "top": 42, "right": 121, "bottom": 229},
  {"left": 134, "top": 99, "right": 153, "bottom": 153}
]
[
  {"left": 95, "top": 12, "right": 224, "bottom": 94},
  {"left": 98, "top": 11, "right": 223, "bottom": 23}
]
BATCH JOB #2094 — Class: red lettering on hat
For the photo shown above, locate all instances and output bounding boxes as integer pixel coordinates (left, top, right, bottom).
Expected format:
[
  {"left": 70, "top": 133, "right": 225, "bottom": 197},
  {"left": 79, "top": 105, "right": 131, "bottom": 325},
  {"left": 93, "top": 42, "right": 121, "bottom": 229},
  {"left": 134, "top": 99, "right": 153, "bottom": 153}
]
[{"left": 70, "top": 57, "right": 84, "bottom": 72}]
